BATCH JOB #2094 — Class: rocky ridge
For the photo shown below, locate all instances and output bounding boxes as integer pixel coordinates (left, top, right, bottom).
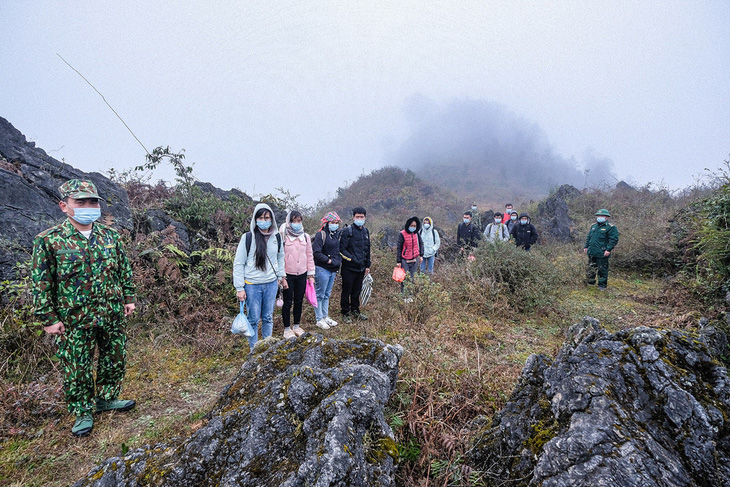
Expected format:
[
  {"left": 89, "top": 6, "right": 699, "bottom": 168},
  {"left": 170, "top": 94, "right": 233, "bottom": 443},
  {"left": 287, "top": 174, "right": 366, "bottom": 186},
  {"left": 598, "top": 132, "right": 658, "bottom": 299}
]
[
  {"left": 74, "top": 334, "right": 403, "bottom": 487},
  {"left": 469, "top": 317, "right": 730, "bottom": 486}
]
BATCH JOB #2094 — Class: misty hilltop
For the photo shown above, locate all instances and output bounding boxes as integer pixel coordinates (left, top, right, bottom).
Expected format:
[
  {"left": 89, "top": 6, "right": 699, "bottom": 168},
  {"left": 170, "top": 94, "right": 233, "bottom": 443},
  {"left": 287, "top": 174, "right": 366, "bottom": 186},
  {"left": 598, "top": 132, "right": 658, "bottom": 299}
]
[
  {"left": 388, "top": 98, "right": 617, "bottom": 203},
  {"left": 327, "top": 166, "right": 468, "bottom": 225}
]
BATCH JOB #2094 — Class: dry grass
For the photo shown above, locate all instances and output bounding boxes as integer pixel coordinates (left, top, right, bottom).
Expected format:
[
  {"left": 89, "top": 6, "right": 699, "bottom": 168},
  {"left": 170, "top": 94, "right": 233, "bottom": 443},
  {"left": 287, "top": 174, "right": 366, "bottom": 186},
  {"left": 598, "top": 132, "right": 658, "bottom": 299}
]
[{"left": 0, "top": 245, "right": 713, "bottom": 487}]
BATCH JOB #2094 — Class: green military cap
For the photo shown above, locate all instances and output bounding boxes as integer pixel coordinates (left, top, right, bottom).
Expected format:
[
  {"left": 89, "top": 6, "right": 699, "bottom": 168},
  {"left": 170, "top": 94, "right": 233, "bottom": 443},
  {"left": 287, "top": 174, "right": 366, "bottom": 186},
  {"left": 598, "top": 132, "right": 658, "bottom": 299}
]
[
  {"left": 58, "top": 179, "right": 105, "bottom": 201},
  {"left": 595, "top": 209, "right": 611, "bottom": 217}
]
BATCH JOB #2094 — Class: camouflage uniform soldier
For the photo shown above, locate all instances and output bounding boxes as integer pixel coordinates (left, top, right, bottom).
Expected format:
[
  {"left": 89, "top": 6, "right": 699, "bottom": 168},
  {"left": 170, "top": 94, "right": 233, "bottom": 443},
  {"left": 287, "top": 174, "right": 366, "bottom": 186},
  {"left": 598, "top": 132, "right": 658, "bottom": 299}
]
[
  {"left": 583, "top": 208, "right": 619, "bottom": 290},
  {"left": 31, "top": 179, "right": 137, "bottom": 437}
]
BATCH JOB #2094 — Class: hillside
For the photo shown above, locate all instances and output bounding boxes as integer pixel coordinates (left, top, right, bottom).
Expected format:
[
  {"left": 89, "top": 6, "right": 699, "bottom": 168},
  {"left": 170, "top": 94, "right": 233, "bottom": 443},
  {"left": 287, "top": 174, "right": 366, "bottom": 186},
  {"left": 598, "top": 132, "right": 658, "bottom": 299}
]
[
  {"left": 2, "top": 118, "right": 730, "bottom": 486},
  {"left": 325, "top": 166, "right": 469, "bottom": 228}
]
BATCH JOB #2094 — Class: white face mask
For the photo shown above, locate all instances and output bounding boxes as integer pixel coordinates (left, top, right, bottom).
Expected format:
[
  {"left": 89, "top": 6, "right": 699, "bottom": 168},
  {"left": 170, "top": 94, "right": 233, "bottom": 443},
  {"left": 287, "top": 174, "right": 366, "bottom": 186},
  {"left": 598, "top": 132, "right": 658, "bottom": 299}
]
[{"left": 423, "top": 223, "right": 431, "bottom": 229}]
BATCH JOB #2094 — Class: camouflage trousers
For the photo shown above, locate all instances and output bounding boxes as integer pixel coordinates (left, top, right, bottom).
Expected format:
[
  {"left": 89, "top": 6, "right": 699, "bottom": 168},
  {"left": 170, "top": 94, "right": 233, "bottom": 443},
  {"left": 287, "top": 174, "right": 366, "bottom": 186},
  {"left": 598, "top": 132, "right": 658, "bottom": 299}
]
[
  {"left": 586, "top": 256, "right": 610, "bottom": 287},
  {"left": 56, "top": 322, "right": 127, "bottom": 416}
]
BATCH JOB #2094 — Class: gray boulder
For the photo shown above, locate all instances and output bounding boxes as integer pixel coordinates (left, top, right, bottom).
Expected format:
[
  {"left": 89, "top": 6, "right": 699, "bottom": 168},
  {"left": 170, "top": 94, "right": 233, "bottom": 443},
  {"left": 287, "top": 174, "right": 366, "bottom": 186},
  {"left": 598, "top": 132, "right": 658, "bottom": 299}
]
[
  {"left": 536, "top": 184, "right": 581, "bottom": 243},
  {"left": 469, "top": 316, "right": 730, "bottom": 486},
  {"left": 74, "top": 335, "right": 404, "bottom": 487},
  {"left": 0, "top": 117, "right": 132, "bottom": 280}
]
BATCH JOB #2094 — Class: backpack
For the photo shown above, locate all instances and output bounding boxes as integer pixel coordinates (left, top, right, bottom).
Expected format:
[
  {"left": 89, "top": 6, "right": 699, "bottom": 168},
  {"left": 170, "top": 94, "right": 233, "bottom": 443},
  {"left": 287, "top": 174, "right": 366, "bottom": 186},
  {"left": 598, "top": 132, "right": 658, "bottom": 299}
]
[
  {"left": 419, "top": 226, "right": 436, "bottom": 242},
  {"left": 245, "top": 231, "right": 282, "bottom": 254}
]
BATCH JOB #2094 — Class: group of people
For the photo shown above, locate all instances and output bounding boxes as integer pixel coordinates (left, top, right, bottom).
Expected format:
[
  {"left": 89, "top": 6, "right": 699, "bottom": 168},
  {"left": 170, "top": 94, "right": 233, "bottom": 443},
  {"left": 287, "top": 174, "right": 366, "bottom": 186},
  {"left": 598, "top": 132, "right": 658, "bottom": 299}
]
[
  {"left": 232, "top": 204, "right": 372, "bottom": 350},
  {"left": 457, "top": 203, "right": 539, "bottom": 255},
  {"left": 30, "top": 179, "right": 618, "bottom": 437}
]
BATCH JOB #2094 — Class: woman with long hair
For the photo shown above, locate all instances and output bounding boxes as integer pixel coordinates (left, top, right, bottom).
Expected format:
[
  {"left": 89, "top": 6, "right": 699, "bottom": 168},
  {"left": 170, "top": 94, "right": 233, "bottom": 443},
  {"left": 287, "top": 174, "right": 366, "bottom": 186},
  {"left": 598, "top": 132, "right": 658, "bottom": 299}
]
[{"left": 233, "top": 203, "right": 286, "bottom": 352}]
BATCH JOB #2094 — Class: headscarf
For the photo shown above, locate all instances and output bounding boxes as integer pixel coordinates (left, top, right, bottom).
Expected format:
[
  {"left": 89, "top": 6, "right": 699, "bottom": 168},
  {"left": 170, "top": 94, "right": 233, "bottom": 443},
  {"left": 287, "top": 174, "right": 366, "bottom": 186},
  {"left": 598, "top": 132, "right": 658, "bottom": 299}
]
[
  {"left": 319, "top": 211, "right": 342, "bottom": 231},
  {"left": 284, "top": 211, "right": 305, "bottom": 238}
]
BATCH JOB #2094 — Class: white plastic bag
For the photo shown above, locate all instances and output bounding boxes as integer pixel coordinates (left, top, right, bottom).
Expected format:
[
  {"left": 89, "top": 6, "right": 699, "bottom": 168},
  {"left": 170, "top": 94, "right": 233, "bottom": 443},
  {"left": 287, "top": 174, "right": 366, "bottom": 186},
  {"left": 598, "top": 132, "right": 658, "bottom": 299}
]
[{"left": 231, "top": 301, "right": 254, "bottom": 337}]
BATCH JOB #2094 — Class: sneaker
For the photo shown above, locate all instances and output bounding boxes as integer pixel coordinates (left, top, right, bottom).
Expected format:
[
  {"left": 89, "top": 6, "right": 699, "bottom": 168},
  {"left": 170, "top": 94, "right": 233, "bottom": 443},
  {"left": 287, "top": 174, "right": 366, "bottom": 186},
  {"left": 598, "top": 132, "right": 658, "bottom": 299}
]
[
  {"left": 316, "top": 319, "right": 330, "bottom": 330},
  {"left": 292, "top": 325, "right": 305, "bottom": 336},
  {"left": 283, "top": 327, "right": 296, "bottom": 339},
  {"left": 356, "top": 312, "right": 368, "bottom": 321},
  {"left": 96, "top": 398, "right": 136, "bottom": 413},
  {"left": 71, "top": 413, "right": 93, "bottom": 437},
  {"left": 403, "top": 297, "right": 413, "bottom": 303},
  {"left": 342, "top": 314, "right": 353, "bottom": 324},
  {"left": 324, "top": 317, "right": 338, "bottom": 327},
  {"left": 598, "top": 286, "right": 607, "bottom": 291}
]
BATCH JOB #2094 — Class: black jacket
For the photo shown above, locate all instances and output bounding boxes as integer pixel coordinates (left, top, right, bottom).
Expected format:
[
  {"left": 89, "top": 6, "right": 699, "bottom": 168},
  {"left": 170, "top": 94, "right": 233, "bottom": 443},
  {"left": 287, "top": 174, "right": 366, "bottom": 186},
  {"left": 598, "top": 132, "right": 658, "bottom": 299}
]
[
  {"left": 312, "top": 227, "right": 342, "bottom": 272},
  {"left": 457, "top": 221, "right": 481, "bottom": 249},
  {"left": 397, "top": 216, "right": 424, "bottom": 263},
  {"left": 339, "top": 224, "right": 371, "bottom": 272},
  {"left": 510, "top": 213, "right": 538, "bottom": 249}
]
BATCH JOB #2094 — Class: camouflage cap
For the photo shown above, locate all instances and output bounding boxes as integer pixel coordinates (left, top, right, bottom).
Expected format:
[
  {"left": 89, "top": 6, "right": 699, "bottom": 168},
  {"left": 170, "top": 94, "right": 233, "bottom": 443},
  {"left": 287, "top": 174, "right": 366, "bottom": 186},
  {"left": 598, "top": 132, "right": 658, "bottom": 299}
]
[{"left": 58, "top": 179, "right": 105, "bottom": 201}]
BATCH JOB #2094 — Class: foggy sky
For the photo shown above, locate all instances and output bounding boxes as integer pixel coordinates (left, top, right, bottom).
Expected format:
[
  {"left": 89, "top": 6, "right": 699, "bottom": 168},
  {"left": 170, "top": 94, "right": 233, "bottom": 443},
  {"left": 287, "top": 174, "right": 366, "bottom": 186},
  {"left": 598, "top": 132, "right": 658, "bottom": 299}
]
[{"left": 1, "top": 1, "right": 728, "bottom": 205}]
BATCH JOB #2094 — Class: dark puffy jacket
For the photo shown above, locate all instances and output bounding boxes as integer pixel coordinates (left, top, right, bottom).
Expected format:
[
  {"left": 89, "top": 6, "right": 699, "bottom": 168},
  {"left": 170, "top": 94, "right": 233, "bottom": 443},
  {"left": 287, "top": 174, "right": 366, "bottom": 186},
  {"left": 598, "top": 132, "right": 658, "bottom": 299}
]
[
  {"left": 312, "top": 227, "right": 342, "bottom": 272},
  {"left": 510, "top": 213, "right": 538, "bottom": 250},
  {"left": 339, "top": 224, "right": 371, "bottom": 272},
  {"left": 584, "top": 221, "right": 619, "bottom": 257},
  {"left": 457, "top": 221, "right": 481, "bottom": 249},
  {"left": 397, "top": 216, "right": 424, "bottom": 263}
]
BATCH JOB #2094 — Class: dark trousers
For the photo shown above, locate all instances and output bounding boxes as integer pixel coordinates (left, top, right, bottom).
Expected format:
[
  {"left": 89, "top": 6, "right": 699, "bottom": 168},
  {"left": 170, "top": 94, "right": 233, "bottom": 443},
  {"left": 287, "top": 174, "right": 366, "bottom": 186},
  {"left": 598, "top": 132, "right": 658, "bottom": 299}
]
[
  {"left": 282, "top": 272, "right": 307, "bottom": 327},
  {"left": 586, "top": 256, "right": 610, "bottom": 287},
  {"left": 400, "top": 260, "right": 418, "bottom": 293},
  {"left": 340, "top": 266, "right": 365, "bottom": 315}
]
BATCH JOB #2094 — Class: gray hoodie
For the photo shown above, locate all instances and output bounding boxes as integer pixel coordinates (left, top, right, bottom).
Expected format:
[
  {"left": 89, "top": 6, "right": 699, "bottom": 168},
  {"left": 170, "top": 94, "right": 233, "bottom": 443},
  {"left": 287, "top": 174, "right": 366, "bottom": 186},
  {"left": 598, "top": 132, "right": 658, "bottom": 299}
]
[{"left": 232, "top": 203, "right": 285, "bottom": 290}]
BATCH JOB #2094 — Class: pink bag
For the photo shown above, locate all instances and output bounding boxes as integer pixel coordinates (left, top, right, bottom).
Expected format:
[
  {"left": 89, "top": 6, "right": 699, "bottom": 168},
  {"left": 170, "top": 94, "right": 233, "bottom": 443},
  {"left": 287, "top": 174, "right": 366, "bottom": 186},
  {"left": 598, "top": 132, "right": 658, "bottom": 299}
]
[{"left": 306, "top": 279, "right": 318, "bottom": 308}]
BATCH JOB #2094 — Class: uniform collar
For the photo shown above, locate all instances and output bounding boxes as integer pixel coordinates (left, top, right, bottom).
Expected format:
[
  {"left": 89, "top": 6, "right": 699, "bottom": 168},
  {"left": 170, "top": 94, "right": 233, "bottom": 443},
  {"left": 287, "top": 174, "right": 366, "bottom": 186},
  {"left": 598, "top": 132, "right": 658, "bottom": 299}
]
[{"left": 61, "top": 218, "right": 99, "bottom": 238}]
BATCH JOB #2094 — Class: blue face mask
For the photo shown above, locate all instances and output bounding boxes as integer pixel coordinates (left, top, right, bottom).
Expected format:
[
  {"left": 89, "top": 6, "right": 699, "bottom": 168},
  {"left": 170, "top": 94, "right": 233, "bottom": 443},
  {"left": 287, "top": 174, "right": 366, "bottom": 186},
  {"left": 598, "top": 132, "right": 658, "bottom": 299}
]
[
  {"left": 329, "top": 223, "right": 339, "bottom": 232},
  {"left": 520, "top": 220, "right": 528, "bottom": 225},
  {"left": 291, "top": 222, "right": 303, "bottom": 232},
  {"left": 256, "top": 220, "right": 272, "bottom": 230},
  {"left": 353, "top": 219, "right": 365, "bottom": 227},
  {"left": 409, "top": 226, "right": 417, "bottom": 233},
  {"left": 463, "top": 218, "right": 471, "bottom": 224},
  {"left": 597, "top": 217, "right": 607, "bottom": 223},
  {"left": 70, "top": 207, "right": 101, "bottom": 225},
  {"left": 423, "top": 223, "right": 431, "bottom": 230}
]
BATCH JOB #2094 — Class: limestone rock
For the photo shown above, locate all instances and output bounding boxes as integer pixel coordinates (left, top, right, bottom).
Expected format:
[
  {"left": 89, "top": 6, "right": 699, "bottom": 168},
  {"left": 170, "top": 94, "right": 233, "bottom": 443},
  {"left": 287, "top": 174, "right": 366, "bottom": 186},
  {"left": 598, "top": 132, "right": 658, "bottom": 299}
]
[
  {"left": 469, "top": 316, "right": 730, "bottom": 486},
  {"left": 536, "top": 184, "right": 580, "bottom": 243},
  {"left": 0, "top": 117, "right": 132, "bottom": 280},
  {"left": 74, "top": 335, "right": 404, "bottom": 487}
]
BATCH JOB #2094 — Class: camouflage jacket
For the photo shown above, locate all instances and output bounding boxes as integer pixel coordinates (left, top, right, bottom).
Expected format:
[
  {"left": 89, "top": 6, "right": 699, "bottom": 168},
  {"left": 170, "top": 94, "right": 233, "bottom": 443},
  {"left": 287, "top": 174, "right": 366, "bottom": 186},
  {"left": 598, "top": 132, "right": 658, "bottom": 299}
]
[{"left": 31, "top": 219, "right": 136, "bottom": 329}]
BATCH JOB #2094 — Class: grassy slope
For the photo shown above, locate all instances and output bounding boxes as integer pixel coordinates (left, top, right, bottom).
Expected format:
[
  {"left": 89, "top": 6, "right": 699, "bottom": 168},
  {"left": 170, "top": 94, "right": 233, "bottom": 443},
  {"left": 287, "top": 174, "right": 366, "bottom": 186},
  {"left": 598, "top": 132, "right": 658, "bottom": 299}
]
[{"left": 0, "top": 262, "right": 704, "bottom": 487}]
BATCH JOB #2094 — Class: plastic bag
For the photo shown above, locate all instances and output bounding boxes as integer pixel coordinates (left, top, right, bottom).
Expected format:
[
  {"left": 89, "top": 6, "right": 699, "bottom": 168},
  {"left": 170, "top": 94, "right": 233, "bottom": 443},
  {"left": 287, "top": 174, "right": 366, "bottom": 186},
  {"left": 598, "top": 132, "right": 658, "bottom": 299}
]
[
  {"left": 392, "top": 266, "right": 406, "bottom": 282},
  {"left": 305, "top": 279, "right": 318, "bottom": 307},
  {"left": 360, "top": 273, "right": 373, "bottom": 306},
  {"left": 231, "top": 301, "right": 254, "bottom": 337}
]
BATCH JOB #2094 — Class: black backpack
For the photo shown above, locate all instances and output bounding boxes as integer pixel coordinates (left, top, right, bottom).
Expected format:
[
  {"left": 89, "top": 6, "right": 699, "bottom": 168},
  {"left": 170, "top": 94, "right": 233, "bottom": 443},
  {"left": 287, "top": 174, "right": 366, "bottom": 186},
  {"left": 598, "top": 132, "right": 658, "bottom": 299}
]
[{"left": 245, "top": 231, "right": 282, "bottom": 254}]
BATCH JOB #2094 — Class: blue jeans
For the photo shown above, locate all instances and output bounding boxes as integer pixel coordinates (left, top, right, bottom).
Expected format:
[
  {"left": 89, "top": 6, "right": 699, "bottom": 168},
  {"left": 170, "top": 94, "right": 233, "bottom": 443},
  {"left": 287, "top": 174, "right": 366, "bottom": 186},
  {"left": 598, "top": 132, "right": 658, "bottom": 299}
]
[
  {"left": 420, "top": 255, "right": 435, "bottom": 274},
  {"left": 314, "top": 266, "right": 337, "bottom": 321},
  {"left": 244, "top": 280, "right": 278, "bottom": 350}
]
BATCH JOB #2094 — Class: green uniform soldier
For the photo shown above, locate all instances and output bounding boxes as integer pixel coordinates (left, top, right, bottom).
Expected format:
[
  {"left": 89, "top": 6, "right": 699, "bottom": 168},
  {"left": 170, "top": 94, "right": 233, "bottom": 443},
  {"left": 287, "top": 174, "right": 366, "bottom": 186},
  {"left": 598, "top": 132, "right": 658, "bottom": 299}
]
[
  {"left": 583, "top": 208, "right": 619, "bottom": 290},
  {"left": 31, "top": 179, "right": 137, "bottom": 437}
]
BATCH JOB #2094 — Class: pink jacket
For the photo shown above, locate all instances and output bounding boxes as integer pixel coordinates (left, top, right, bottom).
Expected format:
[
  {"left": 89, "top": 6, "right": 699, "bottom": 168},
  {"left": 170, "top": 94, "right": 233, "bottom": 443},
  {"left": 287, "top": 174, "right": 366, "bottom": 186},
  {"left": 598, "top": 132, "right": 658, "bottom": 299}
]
[{"left": 283, "top": 233, "right": 315, "bottom": 276}]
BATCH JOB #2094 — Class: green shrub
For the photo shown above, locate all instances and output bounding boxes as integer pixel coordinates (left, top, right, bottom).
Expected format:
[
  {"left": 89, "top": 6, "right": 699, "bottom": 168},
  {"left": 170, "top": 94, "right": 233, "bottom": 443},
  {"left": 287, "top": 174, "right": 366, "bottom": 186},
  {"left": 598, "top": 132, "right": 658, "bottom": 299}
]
[
  {"left": 693, "top": 182, "right": 730, "bottom": 299},
  {"left": 438, "top": 241, "right": 578, "bottom": 313}
]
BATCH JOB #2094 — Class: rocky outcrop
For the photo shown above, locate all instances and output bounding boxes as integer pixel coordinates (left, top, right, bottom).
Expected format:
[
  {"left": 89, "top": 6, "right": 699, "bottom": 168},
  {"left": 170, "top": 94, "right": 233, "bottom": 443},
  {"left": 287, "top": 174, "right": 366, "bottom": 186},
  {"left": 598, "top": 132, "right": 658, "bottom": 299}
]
[
  {"left": 536, "top": 184, "right": 580, "bottom": 243},
  {"left": 0, "top": 117, "right": 132, "bottom": 280},
  {"left": 137, "top": 209, "right": 193, "bottom": 252},
  {"left": 468, "top": 317, "right": 730, "bottom": 486},
  {"left": 74, "top": 335, "right": 404, "bottom": 487}
]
